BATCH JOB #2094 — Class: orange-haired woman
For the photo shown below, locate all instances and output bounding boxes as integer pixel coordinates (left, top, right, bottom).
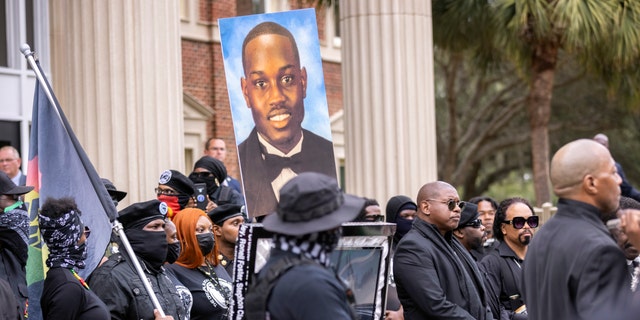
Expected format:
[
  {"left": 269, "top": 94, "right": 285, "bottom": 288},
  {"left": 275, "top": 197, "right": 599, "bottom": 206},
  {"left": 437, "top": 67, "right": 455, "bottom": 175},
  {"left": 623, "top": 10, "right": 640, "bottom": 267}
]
[{"left": 167, "top": 208, "right": 232, "bottom": 320}]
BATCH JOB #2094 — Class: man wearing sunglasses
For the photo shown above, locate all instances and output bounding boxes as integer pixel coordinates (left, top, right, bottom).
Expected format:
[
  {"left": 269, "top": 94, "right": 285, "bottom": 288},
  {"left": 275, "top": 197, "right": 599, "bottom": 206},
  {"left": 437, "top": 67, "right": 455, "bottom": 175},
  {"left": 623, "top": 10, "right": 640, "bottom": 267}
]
[
  {"left": 522, "top": 139, "right": 631, "bottom": 320},
  {"left": 394, "top": 181, "right": 492, "bottom": 320},
  {"left": 453, "top": 202, "right": 487, "bottom": 261},
  {"left": 480, "top": 197, "right": 537, "bottom": 320}
]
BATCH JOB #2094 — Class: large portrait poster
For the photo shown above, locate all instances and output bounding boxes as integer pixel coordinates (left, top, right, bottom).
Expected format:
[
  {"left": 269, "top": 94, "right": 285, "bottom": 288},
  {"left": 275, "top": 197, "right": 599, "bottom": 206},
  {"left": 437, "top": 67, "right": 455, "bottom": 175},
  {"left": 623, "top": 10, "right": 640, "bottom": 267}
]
[{"left": 219, "top": 9, "right": 337, "bottom": 220}]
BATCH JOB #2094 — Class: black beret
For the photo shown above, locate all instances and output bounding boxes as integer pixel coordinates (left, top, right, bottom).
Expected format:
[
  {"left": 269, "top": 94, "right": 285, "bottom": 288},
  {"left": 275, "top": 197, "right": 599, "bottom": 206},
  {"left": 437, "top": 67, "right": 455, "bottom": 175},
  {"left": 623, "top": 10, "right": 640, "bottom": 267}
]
[
  {"left": 193, "top": 156, "right": 227, "bottom": 184},
  {"left": 158, "top": 170, "right": 195, "bottom": 196},
  {"left": 208, "top": 203, "right": 243, "bottom": 226},
  {"left": 457, "top": 202, "right": 479, "bottom": 229},
  {"left": 118, "top": 199, "right": 168, "bottom": 230}
]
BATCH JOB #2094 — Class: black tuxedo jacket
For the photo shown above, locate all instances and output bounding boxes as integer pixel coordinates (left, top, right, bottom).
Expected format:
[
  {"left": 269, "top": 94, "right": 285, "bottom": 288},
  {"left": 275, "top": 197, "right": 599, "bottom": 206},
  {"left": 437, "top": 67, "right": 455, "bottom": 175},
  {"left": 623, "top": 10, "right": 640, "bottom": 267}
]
[{"left": 238, "top": 128, "right": 336, "bottom": 218}]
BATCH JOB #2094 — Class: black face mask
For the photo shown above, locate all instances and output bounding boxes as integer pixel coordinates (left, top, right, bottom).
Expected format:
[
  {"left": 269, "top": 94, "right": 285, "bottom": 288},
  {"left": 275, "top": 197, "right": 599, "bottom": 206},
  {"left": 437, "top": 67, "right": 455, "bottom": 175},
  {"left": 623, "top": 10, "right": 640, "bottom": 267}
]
[
  {"left": 189, "top": 174, "right": 218, "bottom": 197},
  {"left": 395, "top": 216, "right": 413, "bottom": 242},
  {"left": 177, "top": 194, "right": 192, "bottom": 209},
  {"left": 196, "top": 233, "right": 215, "bottom": 256},
  {"left": 125, "top": 230, "right": 168, "bottom": 274},
  {"left": 166, "top": 242, "right": 181, "bottom": 264}
]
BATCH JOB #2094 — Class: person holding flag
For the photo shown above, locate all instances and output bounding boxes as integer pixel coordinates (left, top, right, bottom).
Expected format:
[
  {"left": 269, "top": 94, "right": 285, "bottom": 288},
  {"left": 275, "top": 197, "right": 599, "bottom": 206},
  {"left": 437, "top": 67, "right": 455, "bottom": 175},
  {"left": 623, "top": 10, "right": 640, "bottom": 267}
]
[
  {"left": 0, "top": 171, "right": 32, "bottom": 318},
  {"left": 88, "top": 200, "right": 184, "bottom": 320}
]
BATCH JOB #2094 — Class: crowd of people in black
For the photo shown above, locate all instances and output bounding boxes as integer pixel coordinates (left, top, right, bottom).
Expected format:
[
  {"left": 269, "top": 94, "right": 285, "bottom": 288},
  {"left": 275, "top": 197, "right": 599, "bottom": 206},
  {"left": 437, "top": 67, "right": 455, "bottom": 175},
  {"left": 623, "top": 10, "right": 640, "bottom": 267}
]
[{"left": 1, "top": 136, "right": 640, "bottom": 320}]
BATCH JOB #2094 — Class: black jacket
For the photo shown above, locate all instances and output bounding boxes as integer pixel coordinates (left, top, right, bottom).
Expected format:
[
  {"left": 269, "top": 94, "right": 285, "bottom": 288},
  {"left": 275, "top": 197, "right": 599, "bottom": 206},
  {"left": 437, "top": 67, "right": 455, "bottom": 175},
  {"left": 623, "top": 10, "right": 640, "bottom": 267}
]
[
  {"left": 394, "top": 218, "right": 490, "bottom": 319},
  {"left": 480, "top": 241, "right": 526, "bottom": 319},
  {"left": 521, "top": 199, "right": 631, "bottom": 320},
  {"left": 249, "top": 249, "right": 356, "bottom": 320},
  {"left": 41, "top": 267, "right": 109, "bottom": 319},
  {"left": 88, "top": 253, "right": 186, "bottom": 320},
  {"left": 0, "top": 208, "right": 29, "bottom": 317},
  {"left": 238, "top": 128, "right": 336, "bottom": 218},
  {"left": 0, "top": 278, "right": 20, "bottom": 320}
]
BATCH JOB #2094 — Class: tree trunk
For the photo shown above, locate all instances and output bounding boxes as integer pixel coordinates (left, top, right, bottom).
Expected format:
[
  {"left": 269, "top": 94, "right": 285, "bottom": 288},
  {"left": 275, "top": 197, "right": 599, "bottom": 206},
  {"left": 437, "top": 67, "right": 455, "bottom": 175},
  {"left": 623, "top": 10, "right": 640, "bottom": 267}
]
[
  {"left": 443, "top": 53, "right": 463, "bottom": 181},
  {"left": 528, "top": 43, "right": 558, "bottom": 206}
]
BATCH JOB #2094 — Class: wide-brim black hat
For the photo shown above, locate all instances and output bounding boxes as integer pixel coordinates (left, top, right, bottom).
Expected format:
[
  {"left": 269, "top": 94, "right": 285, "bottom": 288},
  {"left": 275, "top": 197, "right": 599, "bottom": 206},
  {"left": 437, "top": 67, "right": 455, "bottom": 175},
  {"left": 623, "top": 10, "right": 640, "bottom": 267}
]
[
  {"left": 263, "top": 172, "right": 365, "bottom": 236},
  {"left": 0, "top": 171, "right": 33, "bottom": 195},
  {"left": 101, "top": 178, "right": 127, "bottom": 202}
]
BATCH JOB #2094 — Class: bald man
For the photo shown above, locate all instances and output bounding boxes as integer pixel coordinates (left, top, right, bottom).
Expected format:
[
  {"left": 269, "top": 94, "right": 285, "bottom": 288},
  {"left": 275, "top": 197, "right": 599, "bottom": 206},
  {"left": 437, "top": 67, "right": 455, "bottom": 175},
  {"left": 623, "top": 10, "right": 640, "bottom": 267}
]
[
  {"left": 394, "top": 181, "right": 491, "bottom": 320},
  {"left": 593, "top": 133, "right": 640, "bottom": 202},
  {"left": 522, "top": 139, "right": 631, "bottom": 320}
]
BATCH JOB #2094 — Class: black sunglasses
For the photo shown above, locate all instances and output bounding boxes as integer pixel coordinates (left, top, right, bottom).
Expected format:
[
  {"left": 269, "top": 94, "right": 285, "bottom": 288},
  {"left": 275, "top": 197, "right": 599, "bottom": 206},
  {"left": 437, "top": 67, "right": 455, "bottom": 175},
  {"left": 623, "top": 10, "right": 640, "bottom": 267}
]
[
  {"left": 503, "top": 216, "right": 539, "bottom": 229},
  {"left": 191, "top": 172, "right": 214, "bottom": 178},
  {"left": 427, "top": 199, "right": 465, "bottom": 211},
  {"left": 462, "top": 218, "right": 483, "bottom": 228}
]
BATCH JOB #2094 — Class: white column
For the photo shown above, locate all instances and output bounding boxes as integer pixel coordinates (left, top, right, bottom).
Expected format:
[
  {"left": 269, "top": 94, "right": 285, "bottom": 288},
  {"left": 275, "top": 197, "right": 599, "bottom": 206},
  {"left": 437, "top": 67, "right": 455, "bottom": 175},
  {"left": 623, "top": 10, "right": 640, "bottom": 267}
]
[
  {"left": 341, "top": 0, "right": 438, "bottom": 204},
  {"left": 49, "top": 0, "right": 184, "bottom": 204}
]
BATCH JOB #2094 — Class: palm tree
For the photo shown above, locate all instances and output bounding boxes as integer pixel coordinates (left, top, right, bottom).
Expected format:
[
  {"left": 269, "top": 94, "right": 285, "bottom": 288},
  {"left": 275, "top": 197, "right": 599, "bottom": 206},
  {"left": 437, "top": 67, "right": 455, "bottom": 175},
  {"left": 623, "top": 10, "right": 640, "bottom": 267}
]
[{"left": 434, "top": 0, "right": 640, "bottom": 205}]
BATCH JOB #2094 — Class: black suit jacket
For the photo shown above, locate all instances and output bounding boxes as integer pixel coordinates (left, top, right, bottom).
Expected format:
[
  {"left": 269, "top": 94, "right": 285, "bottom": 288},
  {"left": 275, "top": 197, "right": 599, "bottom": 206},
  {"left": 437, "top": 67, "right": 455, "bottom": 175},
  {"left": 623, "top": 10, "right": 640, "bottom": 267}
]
[
  {"left": 522, "top": 199, "right": 632, "bottom": 320},
  {"left": 238, "top": 128, "right": 336, "bottom": 218},
  {"left": 394, "top": 218, "right": 490, "bottom": 320}
]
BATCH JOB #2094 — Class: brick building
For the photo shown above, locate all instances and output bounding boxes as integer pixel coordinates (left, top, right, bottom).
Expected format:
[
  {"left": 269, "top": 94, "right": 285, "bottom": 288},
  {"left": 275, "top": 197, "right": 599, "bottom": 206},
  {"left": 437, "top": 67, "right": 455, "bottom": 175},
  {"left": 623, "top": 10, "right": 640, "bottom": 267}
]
[{"left": 180, "top": 0, "right": 344, "bottom": 181}]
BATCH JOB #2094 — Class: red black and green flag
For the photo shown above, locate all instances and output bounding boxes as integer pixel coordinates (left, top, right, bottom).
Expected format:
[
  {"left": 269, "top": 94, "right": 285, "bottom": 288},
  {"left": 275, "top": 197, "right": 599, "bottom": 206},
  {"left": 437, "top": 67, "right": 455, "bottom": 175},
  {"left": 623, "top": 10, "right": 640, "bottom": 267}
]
[{"left": 24, "top": 61, "right": 117, "bottom": 319}]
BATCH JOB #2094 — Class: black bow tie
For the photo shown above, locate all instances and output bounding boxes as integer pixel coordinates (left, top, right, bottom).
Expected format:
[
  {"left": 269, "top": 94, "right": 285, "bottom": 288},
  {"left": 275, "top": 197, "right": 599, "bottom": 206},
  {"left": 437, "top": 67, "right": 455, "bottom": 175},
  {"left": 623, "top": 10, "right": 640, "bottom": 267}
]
[{"left": 263, "top": 152, "right": 305, "bottom": 182}]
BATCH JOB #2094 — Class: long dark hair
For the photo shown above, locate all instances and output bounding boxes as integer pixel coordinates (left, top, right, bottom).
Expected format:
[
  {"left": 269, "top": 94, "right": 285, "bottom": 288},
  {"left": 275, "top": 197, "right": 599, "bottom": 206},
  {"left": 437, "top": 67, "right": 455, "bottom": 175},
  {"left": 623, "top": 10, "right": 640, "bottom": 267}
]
[{"left": 493, "top": 197, "right": 534, "bottom": 241}]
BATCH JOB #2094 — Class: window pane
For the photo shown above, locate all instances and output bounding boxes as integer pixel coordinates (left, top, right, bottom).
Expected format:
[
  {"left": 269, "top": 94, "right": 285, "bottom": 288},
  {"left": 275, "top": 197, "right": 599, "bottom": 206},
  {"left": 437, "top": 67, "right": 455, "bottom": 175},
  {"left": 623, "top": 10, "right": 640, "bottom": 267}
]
[
  {"left": 0, "top": 121, "right": 21, "bottom": 151},
  {"left": 180, "top": 0, "right": 188, "bottom": 20},
  {"left": 333, "top": 2, "right": 340, "bottom": 38},
  {"left": 26, "top": 0, "right": 34, "bottom": 52},
  {"left": 0, "top": 0, "right": 7, "bottom": 67}
]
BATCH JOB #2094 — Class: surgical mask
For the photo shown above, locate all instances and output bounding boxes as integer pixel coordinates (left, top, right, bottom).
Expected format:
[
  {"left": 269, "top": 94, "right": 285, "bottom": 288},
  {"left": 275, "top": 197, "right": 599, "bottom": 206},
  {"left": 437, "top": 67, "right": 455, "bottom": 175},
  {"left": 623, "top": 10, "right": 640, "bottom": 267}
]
[
  {"left": 166, "top": 242, "right": 181, "bottom": 264},
  {"left": 196, "top": 233, "right": 215, "bottom": 256}
]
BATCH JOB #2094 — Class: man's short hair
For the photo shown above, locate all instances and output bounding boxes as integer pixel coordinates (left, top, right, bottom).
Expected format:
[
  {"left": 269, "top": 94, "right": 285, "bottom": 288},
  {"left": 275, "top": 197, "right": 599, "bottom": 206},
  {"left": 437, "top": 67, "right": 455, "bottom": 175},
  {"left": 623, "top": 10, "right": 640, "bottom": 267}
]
[
  {"left": 241, "top": 21, "right": 300, "bottom": 74},
  {"left": 467, "top": 196, "right": 498, "bottom": 210},
  {"left": 620, "top": 196, "right": 640, "bottom": 210},
  {"left": 204, "top": 138, "right": 216, "bottom": 151},
  {"left": 0, "top": 146, "right": 20, "bottom": 159}
]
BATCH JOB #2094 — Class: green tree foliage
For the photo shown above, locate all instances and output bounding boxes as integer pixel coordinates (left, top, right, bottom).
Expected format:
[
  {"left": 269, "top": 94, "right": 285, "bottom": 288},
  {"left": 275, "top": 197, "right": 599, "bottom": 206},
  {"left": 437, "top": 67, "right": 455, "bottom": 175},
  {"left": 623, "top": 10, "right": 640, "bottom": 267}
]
[
  {"left": 433, "top": 0, "right": 640, "bottom": 205},
  {"left": 434, "top": 44, "right": 635, "bottom": 202}
]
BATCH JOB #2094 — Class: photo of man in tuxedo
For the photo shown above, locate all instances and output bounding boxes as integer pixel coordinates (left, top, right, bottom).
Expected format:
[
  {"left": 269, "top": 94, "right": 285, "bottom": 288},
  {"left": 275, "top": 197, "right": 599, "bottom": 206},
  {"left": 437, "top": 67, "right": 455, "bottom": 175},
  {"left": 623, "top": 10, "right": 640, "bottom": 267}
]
[{"left": 235, "top": 17, "right": 337, "bottom": 219}]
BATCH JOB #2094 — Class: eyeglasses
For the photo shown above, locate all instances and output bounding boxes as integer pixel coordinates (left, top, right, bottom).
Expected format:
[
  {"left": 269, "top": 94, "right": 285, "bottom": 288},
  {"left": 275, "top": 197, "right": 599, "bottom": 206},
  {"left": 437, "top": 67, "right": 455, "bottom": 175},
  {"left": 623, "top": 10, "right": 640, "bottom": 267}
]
[
  {"left": 155, "top": 188, "right": 180, "bottom": 196},
  {"left": 0, "top": 158, "right": 17, "bottom": 163},
  {"left": 462, "top": 218, "right": 483, "bottom": 228},
  {"left": 191, "top": 172, "right": 214, "bottom": 178},
  {"left": 503, "top": 216, "right": 539, "bottom": 229},
  {"left": 426, "top": 199, "right": 465, "bottom": 211}
]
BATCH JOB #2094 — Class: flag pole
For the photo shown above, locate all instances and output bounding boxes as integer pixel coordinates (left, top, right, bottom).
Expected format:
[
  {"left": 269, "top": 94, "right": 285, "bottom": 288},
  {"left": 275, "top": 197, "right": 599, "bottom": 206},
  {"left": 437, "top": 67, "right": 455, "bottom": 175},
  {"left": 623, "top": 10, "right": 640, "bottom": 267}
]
[
  {"left": 20, "top": 44, "right": 66, "bottom": 125},
  {"left": 113, "top": 221, "right": 167, "bottom": 317},
  {"left": 21, "top": 44, "right": 118, "bottom": 223},
  {"left": 20, "top": 43, "right": 166, "bottom": 317}
]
